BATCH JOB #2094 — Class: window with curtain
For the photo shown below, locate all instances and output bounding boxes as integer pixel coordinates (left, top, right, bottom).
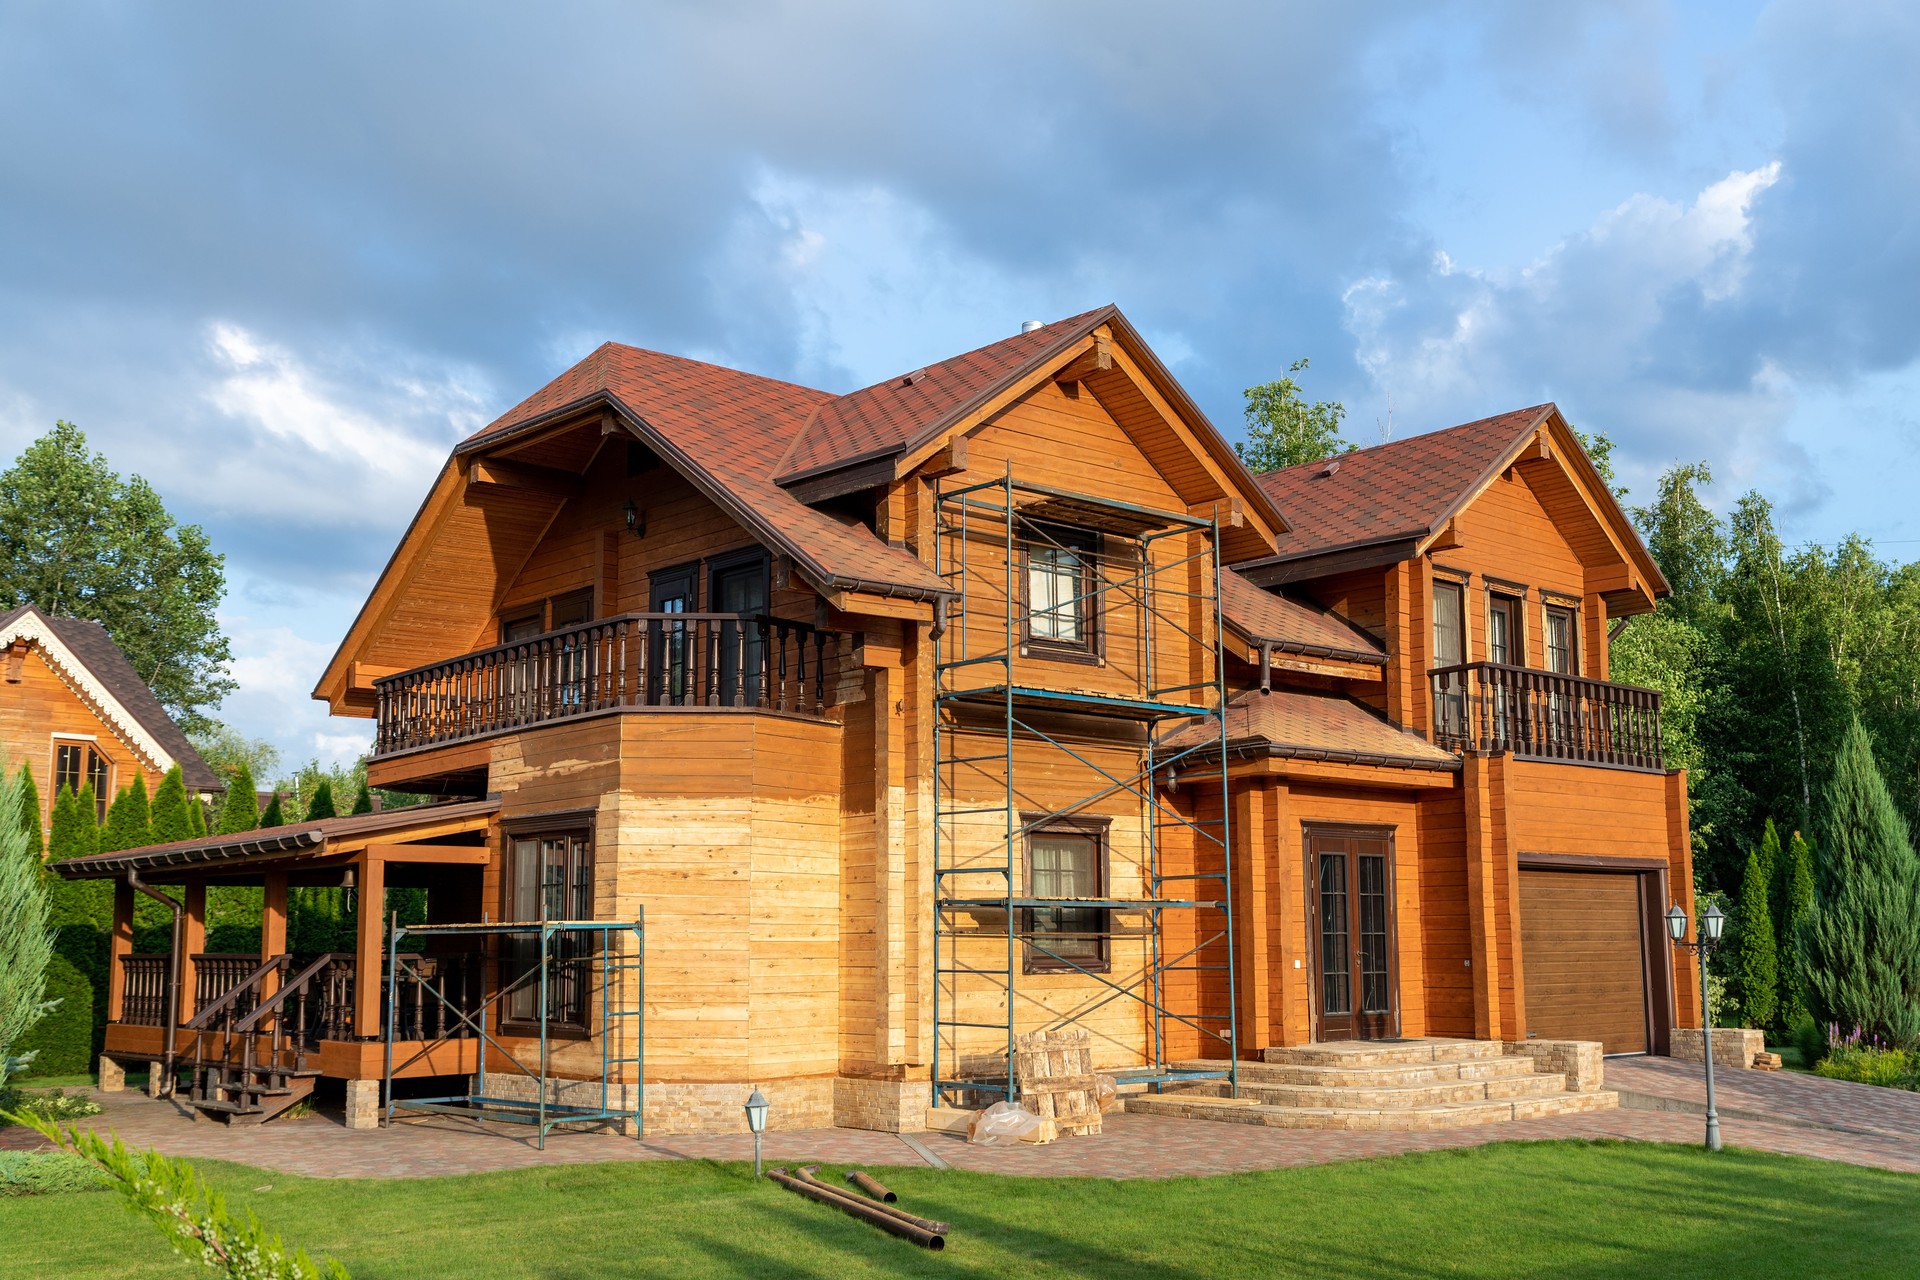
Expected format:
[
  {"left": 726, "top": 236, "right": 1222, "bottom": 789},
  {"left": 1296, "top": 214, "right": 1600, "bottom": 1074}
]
[
  {"left": 1025, "top": 826, "right": 1108, "bottom": 972},
  {"left": 1024, "top": 524, "right": 1101, "bottom": 654}
]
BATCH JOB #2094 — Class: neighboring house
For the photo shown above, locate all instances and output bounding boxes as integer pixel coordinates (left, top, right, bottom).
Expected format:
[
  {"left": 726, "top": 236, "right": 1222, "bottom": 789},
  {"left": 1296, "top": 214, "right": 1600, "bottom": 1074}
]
[
  {"left": 0, "top": 604, "right": 223, "bottom": 826},
  {"left": 52, "top": 307, "right": 1699, "bottom": 1135}
]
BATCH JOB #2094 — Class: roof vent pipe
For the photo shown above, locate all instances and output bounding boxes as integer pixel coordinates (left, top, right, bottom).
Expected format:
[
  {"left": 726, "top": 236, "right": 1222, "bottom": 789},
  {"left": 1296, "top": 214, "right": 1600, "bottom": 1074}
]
[{"left": 1019, "top": 320, "right": 1044, "bottom": 334}]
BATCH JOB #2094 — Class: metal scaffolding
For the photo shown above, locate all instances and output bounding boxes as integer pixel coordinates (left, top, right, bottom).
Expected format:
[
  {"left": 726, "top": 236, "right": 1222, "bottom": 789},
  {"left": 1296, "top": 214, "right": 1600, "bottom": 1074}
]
[
  {"left": 930, "top": 473, "right": 1238, "bottom": 1108},
  {"left": 380, "top": 914, "right": 645, "bottom": 1149}
]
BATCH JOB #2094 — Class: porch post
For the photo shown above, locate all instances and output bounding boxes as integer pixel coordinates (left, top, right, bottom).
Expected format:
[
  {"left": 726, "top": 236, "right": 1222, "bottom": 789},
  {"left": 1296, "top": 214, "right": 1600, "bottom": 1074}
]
[
  {"left": 107, "top": 876, "right": 135, "bottom": 1023},
  {"left": 179, "top": 881, "right": 207, "bottom": 1021},
  {"left": 1461, "top": 752, "right": 1504, "bottom": 1041},
  {"left": 355, "top": 854, "right": 387, "bottom": 1038},
  {"left": 261, "top": 871, "right": 289, "bottom": 1003}
]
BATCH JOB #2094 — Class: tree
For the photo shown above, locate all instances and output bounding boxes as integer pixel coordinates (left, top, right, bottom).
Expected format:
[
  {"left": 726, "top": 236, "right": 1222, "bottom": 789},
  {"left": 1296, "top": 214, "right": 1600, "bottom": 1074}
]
[
  {"left": 259, "top": 793, "right": 285, "bottom": 828},
  {"left": 187, "top": 796, "right": 207, "bottom": 838},
  {"left": 15, "top": 763, "right": 42, "bottom": 862},
  {"left": 149, "top": 765, "right": 191, "bottom": 844},
  {"left": 1779, "top": 829, "right": 1816, "bottom": 1028},
  {"left": 0, "top": 422, "right": 233, "bottom": 729},
  {"left": 188, "top": 724, "right": 280, "bottom": 787},
  {"left": 1632, "top": 463, "right": 1727, "bottom": 627},
  {"left": 216, "top": 763, "right": 259, "bottom": 836},
  {"left": 1737, "top": 822, "right": 1781, "bottom": 1030},
  {"left": 304, "top": 779, "right": 337, "bottom": 822},
  {"left": 1801, "top": 719, "right": 1920, "bottom": 1045},
  {"left": 0, "top": 756, "right": 54, "bottom": 1078},
  {"left": 1234, "top": 358, "right": 1354, "bottom": 472},
  {"left": 350, "top": 781, "right": 373, "bottom": 816},
  {"left": 48, "top": 785, "right": 98, "bottom": 863},
  {"left": 100, "top": 776, "right": 153, "bottom": 854}
]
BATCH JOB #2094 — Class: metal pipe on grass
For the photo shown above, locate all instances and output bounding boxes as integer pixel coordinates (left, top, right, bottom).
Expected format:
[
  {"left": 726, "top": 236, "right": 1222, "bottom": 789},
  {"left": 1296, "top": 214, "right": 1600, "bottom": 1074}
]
[
  {"left": 768, "top": 1168, "right": 946, "bottom": 1250},
  {"left": 845, "top": 1169, "right": 897, "bottom": 1202}
]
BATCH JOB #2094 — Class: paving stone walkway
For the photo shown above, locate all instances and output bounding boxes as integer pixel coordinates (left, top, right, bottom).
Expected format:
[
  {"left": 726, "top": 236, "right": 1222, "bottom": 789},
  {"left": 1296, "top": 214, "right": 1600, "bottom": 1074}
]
[{"left": 7, "top": 1061, "right": 1919, "bottom": 1179}]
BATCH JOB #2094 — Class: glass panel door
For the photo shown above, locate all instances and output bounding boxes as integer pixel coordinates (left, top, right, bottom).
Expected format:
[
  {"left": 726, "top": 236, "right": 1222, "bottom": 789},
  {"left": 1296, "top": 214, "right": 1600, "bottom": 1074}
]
[
  {"left": 1432, "top": 580, "right": 1467, "bottom": 743},
  {"left": 649, "top": 569, "right": 695, "bottom": 705},
  {"left": 711, "top": 560, "right": 767, "bottom": 707},
  {"left": 1310, "top": 829, "right": 1397, "bottom": 1040},
  {"left": 1317, "top": 851, "right": 1352, "bottom": 1032}
]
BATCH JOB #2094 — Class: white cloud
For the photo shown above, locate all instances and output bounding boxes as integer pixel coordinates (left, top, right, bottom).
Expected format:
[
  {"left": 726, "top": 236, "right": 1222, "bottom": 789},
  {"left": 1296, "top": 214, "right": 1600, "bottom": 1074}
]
[{"left": 1341, "top": 162, "right": 1812, "bottom": 507}]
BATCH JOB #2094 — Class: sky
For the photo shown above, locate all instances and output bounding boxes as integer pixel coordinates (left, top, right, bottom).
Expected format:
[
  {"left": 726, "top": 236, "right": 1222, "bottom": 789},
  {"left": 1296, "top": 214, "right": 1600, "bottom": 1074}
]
[{"left": 2, "top": 1, "right": 1916, "bottom": 772}]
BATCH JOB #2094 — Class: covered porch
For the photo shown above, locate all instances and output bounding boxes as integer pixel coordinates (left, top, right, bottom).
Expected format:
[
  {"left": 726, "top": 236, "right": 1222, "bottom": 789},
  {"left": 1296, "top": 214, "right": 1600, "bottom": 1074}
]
[{"left": 51, "top": 799, "right": 501, "bottom": 1125}]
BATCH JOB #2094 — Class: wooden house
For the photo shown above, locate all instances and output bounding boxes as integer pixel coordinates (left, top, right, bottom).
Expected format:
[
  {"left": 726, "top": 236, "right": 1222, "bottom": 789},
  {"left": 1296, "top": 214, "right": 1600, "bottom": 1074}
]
[
  {"left": 1, "top": 604, "right": 223, "bottom": 826},
  {"left": 53, "top": 307, "right": 1697, "bottom": 1135}
]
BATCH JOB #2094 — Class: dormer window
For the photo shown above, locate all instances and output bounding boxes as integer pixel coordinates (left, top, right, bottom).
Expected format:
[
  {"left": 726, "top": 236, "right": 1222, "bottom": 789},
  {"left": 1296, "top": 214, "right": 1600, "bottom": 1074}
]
[{"left": 1023, "top": 523, "right": 1101, "bottom": 658}]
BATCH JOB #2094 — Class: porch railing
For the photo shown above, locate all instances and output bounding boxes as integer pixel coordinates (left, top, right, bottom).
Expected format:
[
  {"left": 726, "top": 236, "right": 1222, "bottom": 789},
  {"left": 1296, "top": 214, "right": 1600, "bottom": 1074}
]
[
  {"left": 1429, "top": 661, "right": 1664, "bottom": 771},
  {"left": 193, "top": 954, "right": 264, "bottom": 1019},
  {"left": 373, "top": 612, "right": 848, "bottom": 756},
  {"left": 121, "top": 954, "right": 169, "bottom": 1026}
]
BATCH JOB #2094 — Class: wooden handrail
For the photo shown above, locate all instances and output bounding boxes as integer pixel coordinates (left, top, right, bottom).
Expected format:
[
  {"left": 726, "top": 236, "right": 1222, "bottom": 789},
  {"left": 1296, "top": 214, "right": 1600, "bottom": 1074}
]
[
  {"left": 184, "top": 954, "right": 288, "bottom": 1030},
  {"left": 1429, "top": 660, "right": 1664, "bottom": 771},
  {"left": 371, "top": 611, "right": 849, "bottom": 756},
  {"left": 233, "top": 952, "right": 352, "bottom": 1033}
]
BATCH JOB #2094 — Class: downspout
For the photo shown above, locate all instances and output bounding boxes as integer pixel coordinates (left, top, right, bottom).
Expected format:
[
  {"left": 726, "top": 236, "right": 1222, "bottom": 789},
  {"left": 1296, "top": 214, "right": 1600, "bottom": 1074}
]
[
  {"left": 126, "top": 870, "right": 182, "bottom": 1098},
  {"left": 1259, "top": 643, "right": 1273, "bottom": 695}
]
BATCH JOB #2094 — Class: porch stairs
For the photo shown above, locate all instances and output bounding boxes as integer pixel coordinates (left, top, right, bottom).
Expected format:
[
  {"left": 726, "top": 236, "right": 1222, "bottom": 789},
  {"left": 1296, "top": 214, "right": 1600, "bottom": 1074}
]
[
  {"left": 1125, "top": 1039, "right": 1618, "bottom": 1131},
  {"left": 179, "top": 952, "right": 344, "bottom": 1126},
  {"left": 186, "top": 1056, "right": 320, "bottom": 1126}
]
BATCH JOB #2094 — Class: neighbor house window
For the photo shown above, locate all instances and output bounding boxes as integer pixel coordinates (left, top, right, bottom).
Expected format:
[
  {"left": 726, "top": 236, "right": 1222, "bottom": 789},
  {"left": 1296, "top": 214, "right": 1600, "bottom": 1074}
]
[
  {"left": 1024, "top": 821, "right": 1109, "bottom": 973},
  {"left": 53, "top": 740, "right": 111, "bottom": 821},
  {"left": 503, "top": 825, "right": 594, "bottom": 1029},
  {"left": 1024, "top": 524, "right": 1101, "bottom": 655}
]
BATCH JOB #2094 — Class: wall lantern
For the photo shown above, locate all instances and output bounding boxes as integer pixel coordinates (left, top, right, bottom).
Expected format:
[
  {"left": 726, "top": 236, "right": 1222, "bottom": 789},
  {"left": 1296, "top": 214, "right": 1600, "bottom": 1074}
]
[
  {"left": 623, "top": 499, "right": 645, "bottom": 538},
  {"left": 744, "top": 1087, "right": 769, "bottom": 1178}
]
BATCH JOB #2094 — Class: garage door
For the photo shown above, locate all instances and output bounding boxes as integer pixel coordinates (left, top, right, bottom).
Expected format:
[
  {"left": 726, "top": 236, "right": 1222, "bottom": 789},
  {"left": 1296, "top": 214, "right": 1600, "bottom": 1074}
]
[{"left": 1519, "top": 870, "right": 1649, "bottom": 1055}]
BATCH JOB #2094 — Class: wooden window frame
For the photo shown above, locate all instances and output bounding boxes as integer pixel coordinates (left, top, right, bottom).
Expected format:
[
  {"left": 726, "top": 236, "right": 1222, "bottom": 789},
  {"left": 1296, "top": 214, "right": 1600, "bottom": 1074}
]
[
  {"left": 1020, "top": 813, "right": 1112, "bottom": 974},
  {"left": 52, "top": 737, "right": 111, "bottom": 820},
  {"left": 705, "top": 546, "right": 772, "bottom": 616},
  {"left": 1486, "top": 590, "right": 1524, "bottom": 667},
  {"left": 498, "top": 811, "right": 597, "bottom": 1038},
  {"left": 1542, "top": 602, "right": 1579, "bottom": 676},
  {"left": 1019, "top": 522, "right": 1105, "bottom": 665}
]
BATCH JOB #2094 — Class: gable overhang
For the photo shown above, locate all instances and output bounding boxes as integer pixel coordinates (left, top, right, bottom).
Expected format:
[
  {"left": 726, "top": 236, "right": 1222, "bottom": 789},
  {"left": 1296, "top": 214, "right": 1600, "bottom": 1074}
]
[{"left": 0, "top": 609, "right": 175, "bottom": 774}]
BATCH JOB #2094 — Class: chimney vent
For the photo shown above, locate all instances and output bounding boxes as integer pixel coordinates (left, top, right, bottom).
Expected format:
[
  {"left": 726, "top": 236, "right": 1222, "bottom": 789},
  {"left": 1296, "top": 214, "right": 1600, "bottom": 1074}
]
[{"left": 1019, "top": 320, "right": 1044, "bottom": 334}]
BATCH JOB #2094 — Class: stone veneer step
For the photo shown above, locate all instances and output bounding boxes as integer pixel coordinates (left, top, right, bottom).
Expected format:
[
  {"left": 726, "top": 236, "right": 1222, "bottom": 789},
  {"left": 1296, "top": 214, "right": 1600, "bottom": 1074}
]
[
  {"left": 1174, "top": 1056, "right": 1541, "bottom": 1089},
  {"left": 1263, "top": 1038, "right": 1510, "bottom": 1068},
  {"left": 1124, "top": 1089, "right": 1620, "bottom": 1131}
]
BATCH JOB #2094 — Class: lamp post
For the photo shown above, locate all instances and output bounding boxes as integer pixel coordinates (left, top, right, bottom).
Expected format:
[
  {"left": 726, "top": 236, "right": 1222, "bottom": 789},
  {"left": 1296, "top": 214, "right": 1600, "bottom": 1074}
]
[
  {"left": 744, "top": 1087, "right": 769, "bottom": 1178},
  {"left": 1666, "top": 902, "right": 1727, "bottom": 1152}
]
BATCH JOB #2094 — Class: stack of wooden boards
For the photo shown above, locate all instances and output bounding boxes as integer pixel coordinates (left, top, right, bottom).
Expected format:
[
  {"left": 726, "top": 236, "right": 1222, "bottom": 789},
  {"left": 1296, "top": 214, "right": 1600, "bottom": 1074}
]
[{"left": 1014, "top": 1028, "right": 1105, "bottom": 1137}]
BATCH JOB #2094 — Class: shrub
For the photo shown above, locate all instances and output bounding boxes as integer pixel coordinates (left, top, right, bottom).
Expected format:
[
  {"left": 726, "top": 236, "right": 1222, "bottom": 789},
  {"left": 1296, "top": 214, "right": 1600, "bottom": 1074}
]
[
  {"left": 1737, "top": 825, "right": 1780, "bottom": 1030},
  {"left": 1790, "top": 1012, "right": 1825, "bottom": 1066},
  {"left": 0, "top": 1150, "right": 107, "bottom": 1197},
  {"left": 0, "top": 1087, "right": 103, "bottom": 1127},
  {"left": 11, "top": 953, "right": 93, "bottom": 1078},
  {"left": 1813, "top": 1028, "right": 1920, "bottom": 1090}
]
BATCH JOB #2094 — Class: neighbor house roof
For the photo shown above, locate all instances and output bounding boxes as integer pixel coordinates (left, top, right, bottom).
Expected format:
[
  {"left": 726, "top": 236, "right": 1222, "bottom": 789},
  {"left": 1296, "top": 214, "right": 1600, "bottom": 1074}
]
[
  {"left": 1218, "top": 569, "right": 1385, "bottom": 665},
  {"left": 1161, "top": 688, "right": 1459, "bottom": 771},
  {"left": 0, "top": 605, "right": 221, "bottom": 793}
]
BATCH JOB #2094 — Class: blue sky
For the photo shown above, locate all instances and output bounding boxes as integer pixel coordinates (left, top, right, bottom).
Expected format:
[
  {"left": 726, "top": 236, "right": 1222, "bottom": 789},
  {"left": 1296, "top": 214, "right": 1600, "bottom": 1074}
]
[{"left": 1, "top": 1, "right": 1915, "bottom": 770}]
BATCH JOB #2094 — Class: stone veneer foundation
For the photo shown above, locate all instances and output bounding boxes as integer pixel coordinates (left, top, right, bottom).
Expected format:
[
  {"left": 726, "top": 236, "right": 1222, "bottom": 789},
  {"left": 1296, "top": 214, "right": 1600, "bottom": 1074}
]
[{"left": 1669, "top": 1027, "right": 1765, "bottom": 1068}]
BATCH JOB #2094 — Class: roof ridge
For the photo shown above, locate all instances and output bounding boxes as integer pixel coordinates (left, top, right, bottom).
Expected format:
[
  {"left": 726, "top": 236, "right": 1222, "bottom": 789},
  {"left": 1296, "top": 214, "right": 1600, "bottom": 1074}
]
[{"left": 1257, "top": 403, "right": 1556, "bottom": 480}]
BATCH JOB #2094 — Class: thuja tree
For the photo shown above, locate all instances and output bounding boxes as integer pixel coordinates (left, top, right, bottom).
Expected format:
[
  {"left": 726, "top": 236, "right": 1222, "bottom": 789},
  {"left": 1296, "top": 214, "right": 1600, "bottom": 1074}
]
[
  {"left": 1778, "top": 830, "right": 1816, "bottom": 1028},
  {"left": 1737, "top": 822, "right": 1780, "bottom": 1030},
  {"left": 1802, "top": 719, "right": 1920, "bottom": 1045},
  {"left": 0, "top": 756, "right": 54, "bottom": 1080},
  {"left": 16, "top": 763, "right": 41, "bottom": 861},
  {"left": 101, "top": 776, "right": 153, "bottom": 854},
  {"left": 150, "top": 765, "right": 192, "bottom": 843},
  {"left": 216, "top": 762, "right": 258, "bottom": 835}
]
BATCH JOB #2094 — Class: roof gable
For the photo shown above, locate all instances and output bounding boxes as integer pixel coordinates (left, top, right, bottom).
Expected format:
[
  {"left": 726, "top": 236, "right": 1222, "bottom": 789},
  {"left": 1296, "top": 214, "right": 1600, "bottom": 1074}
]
[
  {"left": 0, "top": 606, "right": 220, "bottom": 791},
  {"left": 1240, "top": 404, "right": 1667, "bottom": 609}
]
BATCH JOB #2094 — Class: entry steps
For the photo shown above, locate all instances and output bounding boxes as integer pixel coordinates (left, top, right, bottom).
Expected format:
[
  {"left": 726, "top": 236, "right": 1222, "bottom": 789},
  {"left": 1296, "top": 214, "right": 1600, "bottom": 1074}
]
[{"left": 1124, "top": 1038, "right": 1618, "bottom": 1131}]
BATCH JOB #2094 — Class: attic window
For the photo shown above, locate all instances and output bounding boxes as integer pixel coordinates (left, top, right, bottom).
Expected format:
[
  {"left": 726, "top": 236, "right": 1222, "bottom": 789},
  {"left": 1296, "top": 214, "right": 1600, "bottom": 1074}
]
[
  {"left": 901, "top": 369, "right": 927, "bottom": 386},
  {"left": 627, "top": 442, "right": 661, "bottom": 475}
]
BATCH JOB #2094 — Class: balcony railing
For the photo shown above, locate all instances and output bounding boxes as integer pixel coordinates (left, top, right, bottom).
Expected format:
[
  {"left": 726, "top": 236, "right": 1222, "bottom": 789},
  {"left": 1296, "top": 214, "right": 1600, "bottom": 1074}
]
[
  {"left": 374, "top": 612, "right": 847, "bottom": 756},
  {"left": 1429, "top": 661, "right": 1664, "bottom": 771}
]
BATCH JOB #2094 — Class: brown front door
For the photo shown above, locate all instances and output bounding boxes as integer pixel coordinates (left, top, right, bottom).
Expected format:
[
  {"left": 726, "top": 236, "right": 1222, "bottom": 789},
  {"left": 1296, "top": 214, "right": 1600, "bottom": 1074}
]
[{"left": 1309, "top": 828, "right": 1396, "bottom": 1040}]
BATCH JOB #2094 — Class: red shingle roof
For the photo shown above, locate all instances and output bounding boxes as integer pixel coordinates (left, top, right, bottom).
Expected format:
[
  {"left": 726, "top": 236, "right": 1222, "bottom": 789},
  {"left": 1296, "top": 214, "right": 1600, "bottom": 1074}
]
[
  {"left": 464, "top": 344, "right": 950, "bottom": 597},
  {"left": 1218, "top": 570, "right": 1384, "bottom": 663},
  {"left": 1251, "top": 405, "right": 1555, "bottom": 564},
  {"left": 775, "top": 306, "right": 1118, "bottom": 482},
  {"left": 1161, "top": 689, "right": 1458, "bottom": 770}
]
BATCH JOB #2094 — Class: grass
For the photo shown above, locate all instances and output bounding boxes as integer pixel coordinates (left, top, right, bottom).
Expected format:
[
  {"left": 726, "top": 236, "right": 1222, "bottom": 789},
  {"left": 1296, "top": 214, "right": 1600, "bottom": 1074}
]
[{"left": 3, "top": 1140, "right": 1918, "bottom": 1279}]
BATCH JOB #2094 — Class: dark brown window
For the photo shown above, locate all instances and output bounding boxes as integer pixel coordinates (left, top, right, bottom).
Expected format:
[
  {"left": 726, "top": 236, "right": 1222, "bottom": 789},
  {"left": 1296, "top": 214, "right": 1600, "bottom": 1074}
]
[
  {"left": 1024, "top": 822, "right": 1108, "bottom": 973},
  {"left": 502, "top": 825, "right": 594, "bottom": 1030},
  {"left": 1487, "top": 593, "right": 1521, "bottom": 666},
  {"left": 1431, "top": 579, "right": 1467, "bottom": 742},
  {"left": 1544, "top": 605, "right": 1578, "bottom": 675},
  {"left": 54, "top": 741, "right": 110, "bottom": 820},
  {"left": 1023, "top": 524, "right": 1101, "bottom": 658}
]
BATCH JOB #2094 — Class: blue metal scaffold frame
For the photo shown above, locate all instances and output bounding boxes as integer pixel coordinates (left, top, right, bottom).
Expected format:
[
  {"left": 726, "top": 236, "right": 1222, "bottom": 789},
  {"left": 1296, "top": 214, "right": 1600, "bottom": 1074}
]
[
  {"left": 931, "top": 473, "right": 1238, "bottom": 1109},
  {"left": 379, "top": 914, "right": 645, "bottom": 1150}
]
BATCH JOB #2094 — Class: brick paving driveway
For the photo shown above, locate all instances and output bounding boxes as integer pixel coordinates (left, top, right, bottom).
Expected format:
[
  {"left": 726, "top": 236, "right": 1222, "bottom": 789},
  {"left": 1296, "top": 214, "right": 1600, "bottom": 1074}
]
[{"left": 7, "top": 1062, "right": 1918, "bottom": 1179}]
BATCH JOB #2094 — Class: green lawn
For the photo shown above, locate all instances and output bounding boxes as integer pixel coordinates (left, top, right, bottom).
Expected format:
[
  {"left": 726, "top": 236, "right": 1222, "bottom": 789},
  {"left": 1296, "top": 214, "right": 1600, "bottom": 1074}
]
[{"left": 3, "top": 1140, "right": 1917, "bottom": 1280}]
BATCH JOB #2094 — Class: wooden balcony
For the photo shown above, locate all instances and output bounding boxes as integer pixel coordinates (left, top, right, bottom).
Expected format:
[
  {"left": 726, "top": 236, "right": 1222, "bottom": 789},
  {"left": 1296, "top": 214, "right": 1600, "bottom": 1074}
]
[
  {"left": 373, "top": 612, "right": 848, "bottom": 757},
  {"left": 1429, "top": 661, "right": 1664, "bottom": 771}
]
